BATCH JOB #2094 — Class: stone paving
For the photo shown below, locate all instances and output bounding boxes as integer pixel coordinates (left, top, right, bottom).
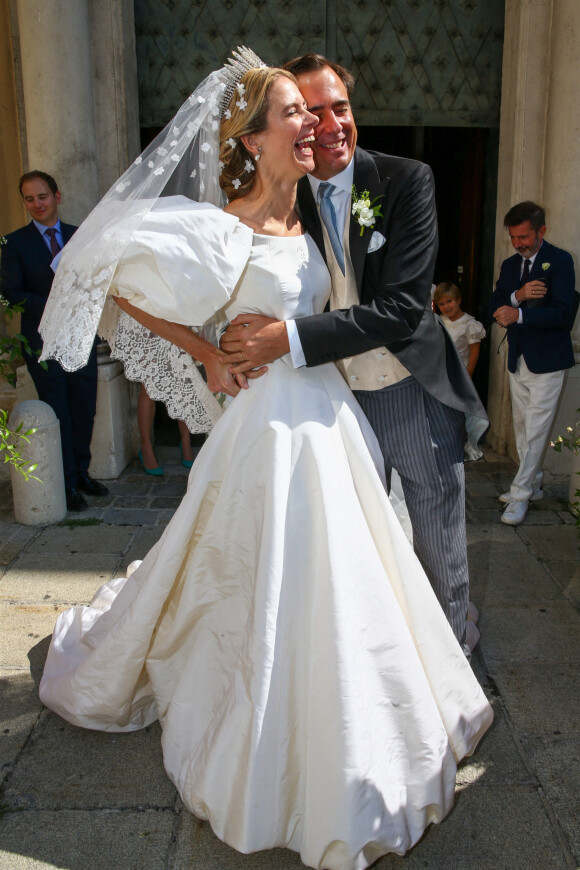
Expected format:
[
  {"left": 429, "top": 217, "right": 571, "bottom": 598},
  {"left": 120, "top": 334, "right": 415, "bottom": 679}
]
[{"left": 0, "top": 446, "right": 578, "bottom": 869}]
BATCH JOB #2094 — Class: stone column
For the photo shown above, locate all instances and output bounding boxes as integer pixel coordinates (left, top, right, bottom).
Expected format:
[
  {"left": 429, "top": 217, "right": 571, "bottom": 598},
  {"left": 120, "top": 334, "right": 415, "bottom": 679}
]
[
  {"left": 89, "top": 0, "right": 141, "bottom": 197},
  {"left": 541, "top": 0, "right": 580, "bottom": 474},
  {"left": 487, "top": 0, "right": 554, "bottom": 457},
  {"left": 15, "top": 0, "right": 99, "bottom": 225},
  {"left": 8, "top": 0, "right": 140, "bottom": 478},
  {"left": 488, "top": 0, "right": 579, "bottom": 475}
]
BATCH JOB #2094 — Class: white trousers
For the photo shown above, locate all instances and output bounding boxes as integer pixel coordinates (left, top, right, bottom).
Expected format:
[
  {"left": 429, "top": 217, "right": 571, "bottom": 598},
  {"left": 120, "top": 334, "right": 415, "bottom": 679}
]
[{"left": 508, "top": 357, "right": 565, "bottom": 502}]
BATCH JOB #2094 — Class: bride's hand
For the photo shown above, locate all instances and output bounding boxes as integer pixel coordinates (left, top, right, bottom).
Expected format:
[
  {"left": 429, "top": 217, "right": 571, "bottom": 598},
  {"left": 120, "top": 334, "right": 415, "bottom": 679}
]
[{"left": 203, "top": 354, "right": 242, "bottom": 397}]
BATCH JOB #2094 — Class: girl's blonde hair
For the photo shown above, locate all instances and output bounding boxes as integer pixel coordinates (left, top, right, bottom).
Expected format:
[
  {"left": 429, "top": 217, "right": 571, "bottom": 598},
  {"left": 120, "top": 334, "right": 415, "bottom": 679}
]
[
  {"left": 433, "top": 281, "right": 461, "bottom": 309},
  {"left": 219, "top": 67, "right": 297, "bottom": 202}
]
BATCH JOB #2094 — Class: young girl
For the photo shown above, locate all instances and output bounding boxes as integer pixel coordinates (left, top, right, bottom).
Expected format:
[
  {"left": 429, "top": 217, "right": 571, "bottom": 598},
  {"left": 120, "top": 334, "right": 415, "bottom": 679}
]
[{"left": 433, "top": 282, "right": 487, "bottom": 460}]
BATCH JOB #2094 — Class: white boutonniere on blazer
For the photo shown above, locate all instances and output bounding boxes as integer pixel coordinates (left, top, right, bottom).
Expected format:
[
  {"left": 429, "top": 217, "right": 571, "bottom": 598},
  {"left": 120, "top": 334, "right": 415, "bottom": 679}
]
[
  {"left": 542, "top": 262, "right": 550, "bottom": 271},
  {"left": 351, "top": 186, "right": 383, "bottom": 237}
]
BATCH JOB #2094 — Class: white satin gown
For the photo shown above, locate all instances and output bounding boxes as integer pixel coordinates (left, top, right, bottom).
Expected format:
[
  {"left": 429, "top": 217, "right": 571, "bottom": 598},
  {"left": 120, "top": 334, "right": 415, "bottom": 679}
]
[{"left": 39, "top": 202, "right": 492, "bottom": 870}]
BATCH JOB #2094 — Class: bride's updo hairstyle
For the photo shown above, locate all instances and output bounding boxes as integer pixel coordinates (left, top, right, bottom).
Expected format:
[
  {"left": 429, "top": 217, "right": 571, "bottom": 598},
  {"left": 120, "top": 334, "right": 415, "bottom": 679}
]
[{"left": 220, "top": 67, "right": 297, "bottom": 202}]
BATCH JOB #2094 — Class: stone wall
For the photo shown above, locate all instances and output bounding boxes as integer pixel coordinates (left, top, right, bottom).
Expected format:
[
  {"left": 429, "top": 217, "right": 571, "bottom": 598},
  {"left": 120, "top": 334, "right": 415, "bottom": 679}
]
[{"left": 488, "top": 0, "right": 580, "bottom": 473}]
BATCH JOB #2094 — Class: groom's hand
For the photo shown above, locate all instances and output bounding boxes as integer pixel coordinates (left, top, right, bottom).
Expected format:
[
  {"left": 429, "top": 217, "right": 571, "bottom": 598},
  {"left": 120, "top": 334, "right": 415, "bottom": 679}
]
[{"left": 220, "top": 314, "right": 290, "bottom": 373}]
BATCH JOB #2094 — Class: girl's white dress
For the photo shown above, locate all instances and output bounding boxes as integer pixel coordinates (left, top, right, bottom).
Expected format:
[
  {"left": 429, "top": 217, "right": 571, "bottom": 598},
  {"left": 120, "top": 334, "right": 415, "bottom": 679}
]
[
  {"left": 39, "top": 202, "right": 492, "bottom": 870},
  {"left": 440, "top": 313, "right": 488, "bottom": 460},
  {"left": 440, "top": 312, "right": 486, "bottom": 367}
]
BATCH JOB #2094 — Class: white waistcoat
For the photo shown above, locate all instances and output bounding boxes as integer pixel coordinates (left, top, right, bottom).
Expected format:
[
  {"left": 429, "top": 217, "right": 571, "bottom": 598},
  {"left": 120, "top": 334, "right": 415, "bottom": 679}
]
[{"left": 320, "top": 218, "right": 411, "bottom": 391}]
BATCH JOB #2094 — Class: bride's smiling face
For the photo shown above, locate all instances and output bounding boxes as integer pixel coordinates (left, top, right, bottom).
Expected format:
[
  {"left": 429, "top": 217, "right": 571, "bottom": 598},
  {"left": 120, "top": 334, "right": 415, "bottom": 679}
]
[{"left": 247, "top": 78, "right": 318, "bottom": 181}]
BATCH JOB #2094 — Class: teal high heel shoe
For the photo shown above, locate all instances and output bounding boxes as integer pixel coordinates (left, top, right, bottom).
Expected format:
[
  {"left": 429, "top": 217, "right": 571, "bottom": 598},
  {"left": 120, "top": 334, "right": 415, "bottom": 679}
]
[
  {"left": 138, "top": 449, "right": 164, "bottom": 476},
  {"left": 180, "top": 444, "right": 194, "bottom": 469}
]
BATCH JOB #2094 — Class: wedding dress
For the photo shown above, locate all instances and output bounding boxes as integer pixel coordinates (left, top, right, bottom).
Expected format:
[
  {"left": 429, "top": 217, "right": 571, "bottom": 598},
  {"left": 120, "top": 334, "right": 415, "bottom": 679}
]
[{"left": 39, "top": 200, "right": 492, "bottom": 870}]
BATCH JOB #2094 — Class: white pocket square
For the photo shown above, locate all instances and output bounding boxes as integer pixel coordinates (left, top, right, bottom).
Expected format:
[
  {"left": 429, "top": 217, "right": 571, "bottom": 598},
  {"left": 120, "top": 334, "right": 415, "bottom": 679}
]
[{"left": 368, "top": 231, "right": 386, "bottom": 253}]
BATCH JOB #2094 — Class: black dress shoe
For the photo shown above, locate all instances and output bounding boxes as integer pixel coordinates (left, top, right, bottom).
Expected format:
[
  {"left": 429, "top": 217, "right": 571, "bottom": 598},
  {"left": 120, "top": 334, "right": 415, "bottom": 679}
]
[
  {"left": 77, "top": 473, "right": 109, "bottom": 497},
  {"left": 66, "top": 487, "right": 88, "bottom": 512}
]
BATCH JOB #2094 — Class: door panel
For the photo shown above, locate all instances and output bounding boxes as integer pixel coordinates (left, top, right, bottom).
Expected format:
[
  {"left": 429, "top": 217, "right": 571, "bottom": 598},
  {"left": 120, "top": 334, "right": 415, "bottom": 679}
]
[{"left": 135, "top": 0, "right": 504, "bottom": 129}]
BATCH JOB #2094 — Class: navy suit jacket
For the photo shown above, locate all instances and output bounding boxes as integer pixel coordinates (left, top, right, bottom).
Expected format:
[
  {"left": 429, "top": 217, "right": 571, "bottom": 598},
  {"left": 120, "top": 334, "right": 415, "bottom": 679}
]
[
  {"left": 489, "top": 239, "right": 578, "bottom": 373},
  {"left": 1, "top": 221, "right": 77, "bottom": 353},
  {"left": 295, "top": 147, "right": 485, "bottom": 418}
]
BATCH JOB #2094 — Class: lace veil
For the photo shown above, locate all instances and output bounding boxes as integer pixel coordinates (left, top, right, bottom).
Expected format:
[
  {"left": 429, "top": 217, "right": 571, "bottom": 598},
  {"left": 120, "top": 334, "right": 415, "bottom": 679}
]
[{"left": 39, "top": 48, "right": 266, "bottom": 433}]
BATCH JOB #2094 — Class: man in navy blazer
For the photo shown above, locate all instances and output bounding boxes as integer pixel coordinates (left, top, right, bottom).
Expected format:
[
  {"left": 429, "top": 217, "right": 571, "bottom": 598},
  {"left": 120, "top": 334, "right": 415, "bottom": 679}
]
[
  {"left": 221, "top": 55, "right": 487, "bottom": 653},
  {"left": 491, "top": 200, "right": 578, "bottom": 525},
  {"left": 1, "top": 171, "right": 108, "bottom": 511}
]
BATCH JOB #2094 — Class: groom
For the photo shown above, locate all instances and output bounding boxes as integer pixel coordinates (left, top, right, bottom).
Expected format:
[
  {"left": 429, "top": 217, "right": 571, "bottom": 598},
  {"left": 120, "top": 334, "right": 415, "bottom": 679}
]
[{"left": 221, "top": 54, "right": 486, "bottom": 649}]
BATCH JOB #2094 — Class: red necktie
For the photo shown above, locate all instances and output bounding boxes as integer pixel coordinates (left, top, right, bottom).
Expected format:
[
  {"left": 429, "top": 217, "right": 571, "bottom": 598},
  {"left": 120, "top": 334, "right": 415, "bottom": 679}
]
[{"left": 45, "top": 227, "right": 61, "bottom": 258}]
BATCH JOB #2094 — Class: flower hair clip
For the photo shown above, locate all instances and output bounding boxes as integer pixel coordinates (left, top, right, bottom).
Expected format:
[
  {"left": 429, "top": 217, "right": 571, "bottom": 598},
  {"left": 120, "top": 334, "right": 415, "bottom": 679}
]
[{"left": 235, "top": 81, "right": 247, "bottom": 110}]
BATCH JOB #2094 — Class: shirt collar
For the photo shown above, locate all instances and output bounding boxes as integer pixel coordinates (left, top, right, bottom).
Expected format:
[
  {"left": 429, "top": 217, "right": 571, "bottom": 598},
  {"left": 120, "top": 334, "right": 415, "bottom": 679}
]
[
  {"left": 307, "top": 158, "right": 355, "bottom": 199},
  {"left": 33, "top": 218, "right": 61, "bottom": 236}
]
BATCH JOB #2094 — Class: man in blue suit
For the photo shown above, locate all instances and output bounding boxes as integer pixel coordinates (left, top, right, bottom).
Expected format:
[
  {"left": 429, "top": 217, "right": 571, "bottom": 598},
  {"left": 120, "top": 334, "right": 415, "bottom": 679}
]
[
  {"left": 1, "top": 171, "right": 108, "bottom": 511},
  {"left": 491, "top": 201, "right": 578, "bottom": 525}
]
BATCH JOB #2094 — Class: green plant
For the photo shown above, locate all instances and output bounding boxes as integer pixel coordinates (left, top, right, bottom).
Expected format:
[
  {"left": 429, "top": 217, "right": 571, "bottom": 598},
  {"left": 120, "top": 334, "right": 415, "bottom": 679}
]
[
  {"left": 0, "top": 293, "right": 41, "bottom": 387},
  {"left": 550, "top": 408, "right": 580, "bottom": 533},
  {"left": 0, "top": 236, "right": 42, "bottom": 479},
  {"left": 0, "top": 408, "right": 39, "bottom": 480},
  {"left": 549, "top": 410, "right": 580, "bottom": 455}
]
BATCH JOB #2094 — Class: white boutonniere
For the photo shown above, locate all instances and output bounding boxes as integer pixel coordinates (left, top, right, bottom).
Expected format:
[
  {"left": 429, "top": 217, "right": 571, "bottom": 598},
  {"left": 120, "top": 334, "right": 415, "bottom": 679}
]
[
  {"left": 542, "top": 262, "right": 550, "bottom": 271},
  {"left": 351, "top": 186, "right": 383, "bottom": 237}
]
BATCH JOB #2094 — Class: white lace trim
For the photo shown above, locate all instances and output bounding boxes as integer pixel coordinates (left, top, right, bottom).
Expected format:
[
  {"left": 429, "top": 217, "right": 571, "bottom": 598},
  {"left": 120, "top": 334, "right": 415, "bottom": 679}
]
[{"left": 110, "top": 311, "right": 223, "bottom": 433}]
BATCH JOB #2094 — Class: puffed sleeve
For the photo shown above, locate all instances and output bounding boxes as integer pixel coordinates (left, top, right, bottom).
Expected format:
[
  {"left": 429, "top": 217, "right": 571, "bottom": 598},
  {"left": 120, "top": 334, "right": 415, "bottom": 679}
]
[
  {"left": 110, "top": 200, "right": 253, "bottom": 326},
  {"left": 466, "top": 319, "right": 486, "bottom": 344},
  {"left": 40, "top": 197, "right": 253, "bottom": 371},
  {"left": 39, "top": 197, "right": 254, "bottom": 434}
]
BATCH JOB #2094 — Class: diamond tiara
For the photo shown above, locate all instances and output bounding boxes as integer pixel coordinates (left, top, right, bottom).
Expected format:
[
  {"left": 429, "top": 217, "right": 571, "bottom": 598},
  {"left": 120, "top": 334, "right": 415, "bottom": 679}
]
[{"left": 219, "top": 46, "right": 268, "bottom": 116}]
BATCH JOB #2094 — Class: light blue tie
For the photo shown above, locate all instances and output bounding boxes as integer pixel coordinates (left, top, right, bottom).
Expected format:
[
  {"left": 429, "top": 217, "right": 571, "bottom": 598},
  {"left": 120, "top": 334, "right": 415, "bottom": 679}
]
[{"left": 318, "top": 181, "right": 345, "bottom": 274}]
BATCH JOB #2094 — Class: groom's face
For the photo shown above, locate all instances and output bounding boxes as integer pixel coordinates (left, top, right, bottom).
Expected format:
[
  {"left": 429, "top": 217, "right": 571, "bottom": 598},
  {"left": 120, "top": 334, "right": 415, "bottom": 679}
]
[{"left": 295, "top": 67, "right": 357, "bottom": 180}]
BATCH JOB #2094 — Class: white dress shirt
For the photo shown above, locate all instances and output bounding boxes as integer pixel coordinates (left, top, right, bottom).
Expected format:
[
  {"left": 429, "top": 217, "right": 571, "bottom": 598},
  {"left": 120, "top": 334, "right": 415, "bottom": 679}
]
[
  {"left": 287, "top": 161, "right": 355, "bottom": 367},
  {"left": 510, "top": 244, "right": 543, "bottom": 324}
]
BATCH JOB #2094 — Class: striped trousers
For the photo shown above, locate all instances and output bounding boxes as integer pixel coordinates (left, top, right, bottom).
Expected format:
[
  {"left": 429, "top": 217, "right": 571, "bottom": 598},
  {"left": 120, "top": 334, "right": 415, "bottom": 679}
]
[{"left": 355, "top": 377, "right": 469, "bottom": 644}]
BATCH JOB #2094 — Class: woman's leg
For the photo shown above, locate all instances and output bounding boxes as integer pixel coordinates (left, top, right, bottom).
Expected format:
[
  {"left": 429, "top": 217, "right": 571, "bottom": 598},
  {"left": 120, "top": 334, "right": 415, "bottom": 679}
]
[
  {"left": 137, "top": 385, "right": 161, "bottom": 470},
  {"left": 178, "top": 419, "right": 194, "bottom": 463}
]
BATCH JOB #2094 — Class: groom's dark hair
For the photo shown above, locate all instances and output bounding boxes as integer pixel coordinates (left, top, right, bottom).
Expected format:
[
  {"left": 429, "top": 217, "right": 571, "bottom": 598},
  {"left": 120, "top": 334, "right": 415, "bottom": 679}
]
[{"left": 283, "top": 54, "right": 355, "bottom": 97}]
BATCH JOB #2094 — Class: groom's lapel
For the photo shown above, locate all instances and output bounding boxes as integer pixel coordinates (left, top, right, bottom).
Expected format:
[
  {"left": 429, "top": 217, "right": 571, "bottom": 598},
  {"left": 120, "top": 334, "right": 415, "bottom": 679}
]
[
  {"left": 350, "top": 148, "right": 383, "bottom": 296},
  {"left": 297, "top": 177, "right": 326, "bottom": 264}
]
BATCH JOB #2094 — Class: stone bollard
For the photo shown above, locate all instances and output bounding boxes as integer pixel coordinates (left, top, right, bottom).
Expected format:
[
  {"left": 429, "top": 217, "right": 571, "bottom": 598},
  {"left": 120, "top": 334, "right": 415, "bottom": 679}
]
[{"left": 9, "top": 400, "right": 67, "bottom": 525}]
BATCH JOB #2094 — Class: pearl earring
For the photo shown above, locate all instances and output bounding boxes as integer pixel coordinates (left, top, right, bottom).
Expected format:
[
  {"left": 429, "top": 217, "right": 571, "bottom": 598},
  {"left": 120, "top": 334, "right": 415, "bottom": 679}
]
[{"left": 254, "top": 145, "right": 262, "bottom": 162}]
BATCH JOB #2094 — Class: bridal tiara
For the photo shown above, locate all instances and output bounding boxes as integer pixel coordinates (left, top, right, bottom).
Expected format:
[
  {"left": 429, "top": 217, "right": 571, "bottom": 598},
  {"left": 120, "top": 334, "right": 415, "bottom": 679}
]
[{"left": 219, "top": 46, "right": 268, "bottom": 116}]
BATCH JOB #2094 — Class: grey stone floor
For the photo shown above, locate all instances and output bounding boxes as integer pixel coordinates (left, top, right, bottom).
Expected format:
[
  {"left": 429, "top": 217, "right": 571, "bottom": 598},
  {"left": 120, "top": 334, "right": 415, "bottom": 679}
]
[{"left": 0, "top": 446, "right": 578, "bottom": 869}]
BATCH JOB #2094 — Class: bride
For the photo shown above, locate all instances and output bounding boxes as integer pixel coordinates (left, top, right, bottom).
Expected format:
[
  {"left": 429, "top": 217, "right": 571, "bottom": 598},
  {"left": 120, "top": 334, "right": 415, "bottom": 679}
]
[{"left": 38, "top": 49, "right": 492, "bottom": 870}]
